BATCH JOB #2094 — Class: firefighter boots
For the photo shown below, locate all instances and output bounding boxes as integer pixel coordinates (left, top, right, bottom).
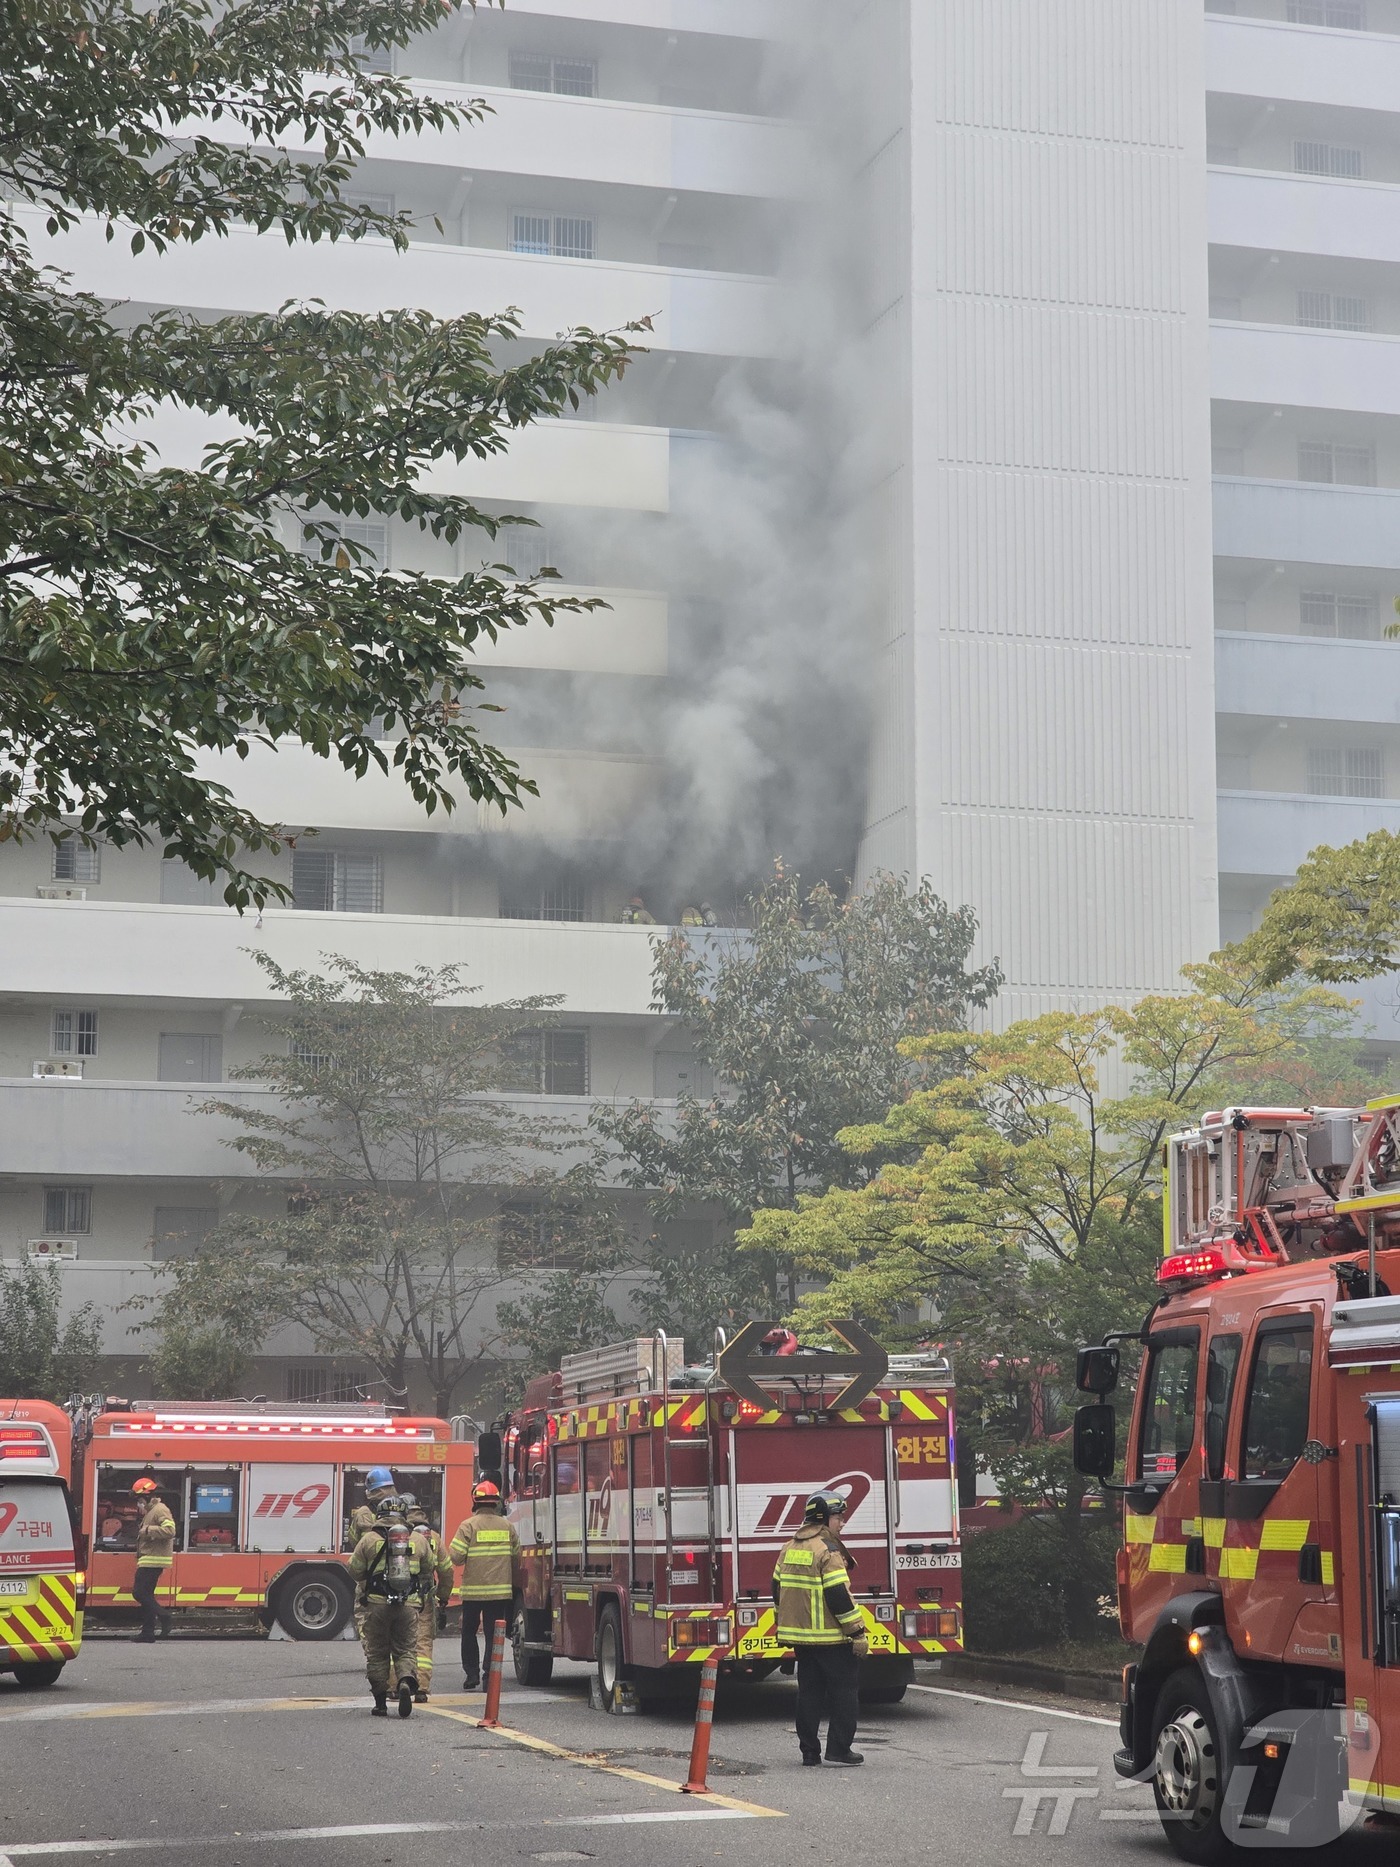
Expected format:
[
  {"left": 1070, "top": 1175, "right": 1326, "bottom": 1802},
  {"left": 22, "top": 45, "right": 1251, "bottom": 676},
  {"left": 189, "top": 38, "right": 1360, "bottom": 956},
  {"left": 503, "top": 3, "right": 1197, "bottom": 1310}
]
[
  {"left": 371, "top": 1692, "right": 388, "bottom": 1718},
  {"left": 397, "top": 1679, "right": 415, "bottom": 1719}
]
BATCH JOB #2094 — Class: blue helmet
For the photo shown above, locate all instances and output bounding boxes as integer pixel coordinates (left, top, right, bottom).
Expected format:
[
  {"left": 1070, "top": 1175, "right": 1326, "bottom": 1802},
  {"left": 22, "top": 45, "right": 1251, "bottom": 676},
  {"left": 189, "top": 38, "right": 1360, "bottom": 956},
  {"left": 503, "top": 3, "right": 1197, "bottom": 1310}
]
[{"left": 366, "top": 1466, "right": 396, "bottom": 1496}]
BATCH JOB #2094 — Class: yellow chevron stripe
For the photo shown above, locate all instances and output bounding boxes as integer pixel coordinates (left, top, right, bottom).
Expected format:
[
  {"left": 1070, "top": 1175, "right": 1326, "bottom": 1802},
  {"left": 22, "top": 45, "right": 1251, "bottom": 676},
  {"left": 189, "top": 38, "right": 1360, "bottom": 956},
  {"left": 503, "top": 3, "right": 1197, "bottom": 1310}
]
[{"left": 898, "top": 1390, "right": 938, "bottom": 1421}]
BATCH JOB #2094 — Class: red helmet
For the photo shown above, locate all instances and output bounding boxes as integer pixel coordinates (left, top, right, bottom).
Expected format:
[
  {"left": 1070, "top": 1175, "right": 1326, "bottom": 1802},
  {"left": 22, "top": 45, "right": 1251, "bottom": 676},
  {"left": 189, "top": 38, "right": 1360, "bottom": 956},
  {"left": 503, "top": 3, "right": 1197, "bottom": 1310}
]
[
  {"left": 131, "top": 1475, "right": 159, "bottom": 1495},
  {"left": 473, "top": 1480, "right": 501, "bottom": 1504}
]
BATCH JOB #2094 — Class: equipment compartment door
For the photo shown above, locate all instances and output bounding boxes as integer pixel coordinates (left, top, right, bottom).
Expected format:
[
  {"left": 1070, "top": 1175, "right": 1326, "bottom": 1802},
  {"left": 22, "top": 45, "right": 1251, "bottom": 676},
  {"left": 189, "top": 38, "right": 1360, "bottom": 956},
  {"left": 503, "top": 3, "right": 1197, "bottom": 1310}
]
[
  {"left": 731, "top": 1426, "right": 891, "bottom": 1598},
  {"left": 244, "top": 1464, "right": 337, "bottom": 1553}
]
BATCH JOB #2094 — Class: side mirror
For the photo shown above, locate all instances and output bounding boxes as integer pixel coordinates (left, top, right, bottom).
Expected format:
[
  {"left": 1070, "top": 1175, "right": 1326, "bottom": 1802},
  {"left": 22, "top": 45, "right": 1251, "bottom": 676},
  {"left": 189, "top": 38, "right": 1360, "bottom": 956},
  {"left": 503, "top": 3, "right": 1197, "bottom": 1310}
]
[
  {"left": 1073, "top": 1402, "right": 1117, "bottom": 1481},
  {"left": 477, "top": 1430, "right": 503, "bottom": 1484},
  {"left": 1075, "top": 1344, "right": 1121, "bottom": 1396}
]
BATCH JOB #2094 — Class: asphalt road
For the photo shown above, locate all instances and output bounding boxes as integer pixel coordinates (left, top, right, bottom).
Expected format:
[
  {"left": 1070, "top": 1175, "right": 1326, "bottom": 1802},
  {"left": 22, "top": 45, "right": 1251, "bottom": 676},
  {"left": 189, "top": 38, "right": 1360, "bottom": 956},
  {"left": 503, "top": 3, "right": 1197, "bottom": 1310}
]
[{"left": 0, "top": 1633, "right": 1384, "bottom": 1866}]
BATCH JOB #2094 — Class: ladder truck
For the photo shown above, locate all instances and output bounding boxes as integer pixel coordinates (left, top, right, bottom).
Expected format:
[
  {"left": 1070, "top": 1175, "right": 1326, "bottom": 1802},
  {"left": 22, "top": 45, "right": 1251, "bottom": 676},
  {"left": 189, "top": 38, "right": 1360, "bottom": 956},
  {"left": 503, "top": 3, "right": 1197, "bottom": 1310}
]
[
  {"left": 1074, "top": 1095, "right": 1400, "bottom": 1860},
  {"left": 478, "top": 1321, "right": 963, "bottom": 1712}
]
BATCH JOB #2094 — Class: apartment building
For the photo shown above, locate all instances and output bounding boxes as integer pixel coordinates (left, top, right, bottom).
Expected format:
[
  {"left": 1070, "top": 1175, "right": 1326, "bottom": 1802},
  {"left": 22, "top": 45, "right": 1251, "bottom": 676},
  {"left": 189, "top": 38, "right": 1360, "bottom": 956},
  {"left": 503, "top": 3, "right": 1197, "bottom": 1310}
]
[{"left": 6, "top": 0, "right": 1400, "bottom": 1392}]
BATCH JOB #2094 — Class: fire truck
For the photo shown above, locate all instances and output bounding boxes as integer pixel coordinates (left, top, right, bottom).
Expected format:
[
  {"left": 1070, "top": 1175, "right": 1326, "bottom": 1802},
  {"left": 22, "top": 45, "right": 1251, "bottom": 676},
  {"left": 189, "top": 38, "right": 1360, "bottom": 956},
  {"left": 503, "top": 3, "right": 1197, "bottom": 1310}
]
[
  {"left": 483, "top": 1322, "right": 962, "bottom": 1711},
  {"left": 0, "top": 1398, "right": 84, "bottom": 1688},
  {"left": 62, "top": 1398, "right": 475, "bottom": 1638},
  {"left": 1074, "top": 1096, "right": 1400, "bottom": 1861}
]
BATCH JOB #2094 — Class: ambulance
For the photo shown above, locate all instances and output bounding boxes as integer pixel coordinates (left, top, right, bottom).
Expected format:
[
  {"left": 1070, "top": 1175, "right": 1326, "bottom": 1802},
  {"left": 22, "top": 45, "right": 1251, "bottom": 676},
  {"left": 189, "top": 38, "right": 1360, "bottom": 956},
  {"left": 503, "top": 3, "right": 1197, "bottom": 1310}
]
[{"left": 0, "top": 1398, "right": 84, "bottom": 1687}]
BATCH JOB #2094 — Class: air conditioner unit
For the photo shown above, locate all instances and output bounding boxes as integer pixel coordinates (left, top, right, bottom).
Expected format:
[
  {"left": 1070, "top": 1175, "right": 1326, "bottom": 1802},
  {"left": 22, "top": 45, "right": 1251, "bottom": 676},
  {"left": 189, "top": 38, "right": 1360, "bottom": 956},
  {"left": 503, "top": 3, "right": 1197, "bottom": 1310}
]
[
  {"left": 33, "top": 1059, "right": 83, "bottom": 1079},
  {"left": 36, "top": 884, "right": 86, "bottom": 901},
  {"left": 27, "top": 1238, "right": 79, "bottom": 1262}
]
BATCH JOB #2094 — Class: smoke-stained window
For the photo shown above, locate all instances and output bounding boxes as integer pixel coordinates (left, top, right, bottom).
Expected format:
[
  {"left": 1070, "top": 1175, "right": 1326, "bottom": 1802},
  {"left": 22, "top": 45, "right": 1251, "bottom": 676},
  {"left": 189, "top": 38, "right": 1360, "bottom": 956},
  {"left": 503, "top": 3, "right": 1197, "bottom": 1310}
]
[
  {"left": 500, "top": 877, "right": 586, "bottom": 921},
  {"left": 498, "top": 524, "right": 554, "bottom": 580},
  {"left": 292, "top": 850, "right": 384, "bottom": 914}
]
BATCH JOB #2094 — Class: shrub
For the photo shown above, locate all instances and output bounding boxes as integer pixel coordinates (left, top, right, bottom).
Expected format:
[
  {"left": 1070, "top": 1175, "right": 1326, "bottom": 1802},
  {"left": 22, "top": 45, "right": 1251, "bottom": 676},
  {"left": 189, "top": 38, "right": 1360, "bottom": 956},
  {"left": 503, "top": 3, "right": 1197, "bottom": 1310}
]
[{"left": 961, "top": 1512, "right": 1120, "bottom": 1652}]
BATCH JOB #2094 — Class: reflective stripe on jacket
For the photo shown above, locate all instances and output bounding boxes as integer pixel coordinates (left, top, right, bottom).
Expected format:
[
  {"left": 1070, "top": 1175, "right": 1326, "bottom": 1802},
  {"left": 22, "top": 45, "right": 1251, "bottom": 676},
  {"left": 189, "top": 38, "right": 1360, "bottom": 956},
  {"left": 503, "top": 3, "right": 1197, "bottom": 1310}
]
[
  {"left": 136, "top": 1501, "right": 176, "bottom": 1568},
  {"left": 449, "top": 1509, "right": 520, "bottom": 1600},
  {"left": 772, "top": 1525, "right": 863, "bottom": 1646}
]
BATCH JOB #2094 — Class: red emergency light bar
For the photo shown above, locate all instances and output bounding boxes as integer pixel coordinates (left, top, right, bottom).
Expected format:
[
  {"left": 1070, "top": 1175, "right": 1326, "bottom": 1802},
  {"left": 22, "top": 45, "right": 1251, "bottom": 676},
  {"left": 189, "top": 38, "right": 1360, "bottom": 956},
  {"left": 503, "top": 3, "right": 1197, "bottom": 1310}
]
[
  {"left": 1158, "top": 1239, "right": 1283, "bottom": 1289},
  {"left": 0, "top": 1424, "right": 53, "bottom": 1457}
]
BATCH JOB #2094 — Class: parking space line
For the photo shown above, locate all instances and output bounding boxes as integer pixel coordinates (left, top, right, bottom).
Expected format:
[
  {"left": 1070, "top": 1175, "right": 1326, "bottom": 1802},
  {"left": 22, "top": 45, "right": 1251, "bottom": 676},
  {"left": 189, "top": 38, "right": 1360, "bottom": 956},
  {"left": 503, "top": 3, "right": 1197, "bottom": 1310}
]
[
  {"left": 421, "top": 1703, "right": 786, "bottom": 1818},
  {"left": 910, "top": 1684, "right": 1118, "bottom": 1728},
  {"left": 0, "top": 1810, "right": 758, "bottom": 1857}
]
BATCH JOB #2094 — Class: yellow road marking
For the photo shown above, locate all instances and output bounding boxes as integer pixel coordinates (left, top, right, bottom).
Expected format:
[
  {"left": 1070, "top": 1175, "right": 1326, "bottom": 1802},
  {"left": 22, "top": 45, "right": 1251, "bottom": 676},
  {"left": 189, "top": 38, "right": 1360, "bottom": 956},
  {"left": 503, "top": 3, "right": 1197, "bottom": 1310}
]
[{"left": 420, "top": 1704, "right": 785, "bottom": 1818}]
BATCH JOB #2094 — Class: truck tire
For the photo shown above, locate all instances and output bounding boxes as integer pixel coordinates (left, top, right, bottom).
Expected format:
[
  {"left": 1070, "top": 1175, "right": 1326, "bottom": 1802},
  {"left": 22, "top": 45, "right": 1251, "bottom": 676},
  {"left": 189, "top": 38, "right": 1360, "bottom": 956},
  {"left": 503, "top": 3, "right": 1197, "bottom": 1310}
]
[
  {"left": 512, "top": 1608, "right": 554, "bottom": 1687},
  {"left": 595, "top": 1601, "right": 626, "bottom": 1712},
  {"left": 859, "top": 1655, "right": 913, "bottom": 1705},
  {"left": 10, "top": 1660, "right": 64, "bottom": 1689},
  {"left": 274, "top": 1568, "right": 354, "bottom": 1641},
  {"left": 1151, "top": 1666, "right": 1235, "bottom": 1865}
]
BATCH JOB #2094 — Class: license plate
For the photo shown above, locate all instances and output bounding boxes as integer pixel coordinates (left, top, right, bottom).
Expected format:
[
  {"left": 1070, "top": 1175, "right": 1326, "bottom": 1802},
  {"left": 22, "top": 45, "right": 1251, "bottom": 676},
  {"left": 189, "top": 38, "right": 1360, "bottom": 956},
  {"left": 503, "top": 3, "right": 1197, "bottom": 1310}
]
[
  {"left": 896, "top": 1551, "right": 960, "bottom": 1569},
  {"left": 0, "top": 1579, "right": 29, "bottom": 1596}
]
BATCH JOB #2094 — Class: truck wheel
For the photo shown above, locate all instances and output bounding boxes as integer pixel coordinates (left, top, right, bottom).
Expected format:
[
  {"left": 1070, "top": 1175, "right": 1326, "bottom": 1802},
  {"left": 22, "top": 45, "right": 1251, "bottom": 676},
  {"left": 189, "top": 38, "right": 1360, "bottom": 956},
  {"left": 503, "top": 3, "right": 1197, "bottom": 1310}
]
[
  {"left": 595, "top": 1602, "right": 626, "bottom": 1712},
  {"left": 1152, "top": 1667, "right": 1234, "bottom": 1865},
  {"left": 512, "top": 1609, "right": 554, "bottom": 1687},
  {"left": 10, "top": 1661, "right": 63, "bottom": 1689},
  {"left": 275, "top": 1569, "right": 353, "bottom": 1641},
  {"left": 859, "top": 1656, "right": 913, "bottom": 1705}
]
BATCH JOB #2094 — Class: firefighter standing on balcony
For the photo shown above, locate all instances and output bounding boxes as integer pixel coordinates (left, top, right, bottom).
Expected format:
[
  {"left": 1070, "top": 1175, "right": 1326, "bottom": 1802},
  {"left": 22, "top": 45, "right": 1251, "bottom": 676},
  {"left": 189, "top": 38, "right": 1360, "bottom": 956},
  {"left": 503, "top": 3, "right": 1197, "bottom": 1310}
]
[
  {"left": 772, "top": 1490, "right": 869, "bottom": 1766},
  {"left": 450, "top": 1479, "right": 520, "bottom": 1691},
  {"left": 130, "top": 1476, "right": 175, "bottom": 1643},
  {"left": 400, "top": 1496, "right": 453, "bottom": 1703},
  {"left": 348, "top": 1495, "right": 432, "bottom": 1719}
]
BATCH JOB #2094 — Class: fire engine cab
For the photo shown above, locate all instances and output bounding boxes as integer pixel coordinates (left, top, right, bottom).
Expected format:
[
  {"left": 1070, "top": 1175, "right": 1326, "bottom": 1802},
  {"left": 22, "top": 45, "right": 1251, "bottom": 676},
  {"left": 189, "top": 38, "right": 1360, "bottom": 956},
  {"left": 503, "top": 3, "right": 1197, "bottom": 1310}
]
[
  {"left": 486, "top": 1322, "right": 962, "bottom": 1712},
  {"left": 67, "top": 1398, "right": 475, "bottom": 1639},
  {"left": 1075, "top": 1097, "right": 1400, "bottom": 1861}
]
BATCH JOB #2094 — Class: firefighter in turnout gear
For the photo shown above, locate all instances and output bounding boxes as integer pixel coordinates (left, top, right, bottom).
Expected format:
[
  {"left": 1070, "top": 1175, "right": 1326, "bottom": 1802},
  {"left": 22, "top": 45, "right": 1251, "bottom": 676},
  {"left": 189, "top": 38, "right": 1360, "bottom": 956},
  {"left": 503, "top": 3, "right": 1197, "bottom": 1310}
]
[
  {"left": 772, "top": 1490, "right": 868, "bottom": 1765},
  {"left": 450, "top": 1479, "right": 520, "bottom": 1690},
  {"left": 348, "top": 1466, "right": 398, "bottom": 1643},
  {"left": 348, "top": 1494, "right": 432, "bottom": 1718},
  {"left": 130, "top": 1476, "right": 175, "bottom": 1643},
  {"left": 400, "top": 1497, "right": 453, "bottom": 1703}
]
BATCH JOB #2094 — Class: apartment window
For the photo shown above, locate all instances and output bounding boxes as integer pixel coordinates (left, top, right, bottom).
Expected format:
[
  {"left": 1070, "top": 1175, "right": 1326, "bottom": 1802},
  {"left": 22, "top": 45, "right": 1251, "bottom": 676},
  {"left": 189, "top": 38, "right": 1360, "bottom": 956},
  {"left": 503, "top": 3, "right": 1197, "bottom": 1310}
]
[
  {"left": 344, "top": 192, "right": 396, "bottom": 220},
  {"left": 498, "top": 524, "right": 553, "bottom": 580},
  {"left": 501, "top": 1028, "right": 589, "bottom": 1095},
  {"left": 157, "top": 1033, "right": 223, "bottom": 1083},
  {"left": 52, "top": 836, "right": 100, "bottom": 884},
  {"left": 508, "top": 51, "right": 597, "bottom": 96},
  {"left": 497, "top": 1200, "right": 587, "bottom": 1271},
  {"left": 348, "top": 34, "right": 394, "bottom": 72},
  {"left": 291, "top": 850, "right": 384, "bottom": 914},
  {"left": 304, "top": 520, "right": 388, "bottom": 571},
  {"left": 510, "top": 213, "right": 595, "bottom": 260},
  {"left": 1294, "top": 140, "right": 1364, "bottom": 179},
  {"left": 500, "top": 878, "right": 587, "bottom": 922},
  {"left": 1288, "top": 0, "right": 1366, "bottom": 24},
  {"left": 1301, "top": 590, "right": 1382, "bottom": 638},
  {"left": 152, "top": 1207, "right": 217, "bottom": 1262},
  {"left": 1297, "top": 290, "right": 1369, "bottom": 331},
  {"left": 1307, "top": 746, "right": 1385, "bottom": 797},
  {"left": 1298, "top": 440, "right": 1375, "bottom": 485},
  {"left": 51, "top": 1009, "right": 99, "bottom": 1057},
  {"left": 43, "top": 1186, "right": 91, "bottom": 1234},
  {"left": 287, "top": 1367, "right": 362, "bottom": 1404}
]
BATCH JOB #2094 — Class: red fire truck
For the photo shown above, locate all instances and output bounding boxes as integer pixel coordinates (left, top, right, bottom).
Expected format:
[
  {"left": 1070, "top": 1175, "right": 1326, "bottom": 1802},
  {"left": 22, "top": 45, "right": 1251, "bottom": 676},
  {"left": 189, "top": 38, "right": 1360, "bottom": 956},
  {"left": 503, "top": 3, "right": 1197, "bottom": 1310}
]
[
  {"left": 65, "top": 1398, "right": 475, "bottom": 1638},
  {"left": 485, "top": 1322, "right": 962, "bottom": 1711},
  {"left": 1074, "top": 1096, "right": 1400, "bottom": 1861}
]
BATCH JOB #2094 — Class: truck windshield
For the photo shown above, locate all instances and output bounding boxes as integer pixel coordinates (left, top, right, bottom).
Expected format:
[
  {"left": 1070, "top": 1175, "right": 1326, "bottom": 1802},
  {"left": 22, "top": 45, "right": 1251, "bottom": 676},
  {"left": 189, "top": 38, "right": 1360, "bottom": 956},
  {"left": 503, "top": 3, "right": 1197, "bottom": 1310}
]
[
  {"left": 1137, "top": 1332, "right": 1200, "bottom": 1484},
  {"left": 0, "top": 1477, "right": 74, "bottom": 1570}
]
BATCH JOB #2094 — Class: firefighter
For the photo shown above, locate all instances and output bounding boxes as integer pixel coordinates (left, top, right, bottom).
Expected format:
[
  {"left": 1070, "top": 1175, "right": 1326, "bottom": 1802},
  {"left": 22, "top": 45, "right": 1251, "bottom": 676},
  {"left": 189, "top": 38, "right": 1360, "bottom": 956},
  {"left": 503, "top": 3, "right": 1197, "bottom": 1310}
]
[
  {"left": 619, "top": 895, "right": 656, "bottom": 925},
  {"left": 130, "top": 1476, "right": 175, "bottom": 1644},
  {"left": 401, "top": 1497, "right": 453, "bottom": 1703},
  {"left": 348, "top": 1465, "right": 398, "bottom": 1643},
  {"left": 772, "top": 1490, "right": 869, "bottom": 1765},
  {"left": 450, "top": 1478, "right": 520, "bottom": 1691},
  {"left": 348, "top": 1494, "right": 432, "bottom": 1718}
]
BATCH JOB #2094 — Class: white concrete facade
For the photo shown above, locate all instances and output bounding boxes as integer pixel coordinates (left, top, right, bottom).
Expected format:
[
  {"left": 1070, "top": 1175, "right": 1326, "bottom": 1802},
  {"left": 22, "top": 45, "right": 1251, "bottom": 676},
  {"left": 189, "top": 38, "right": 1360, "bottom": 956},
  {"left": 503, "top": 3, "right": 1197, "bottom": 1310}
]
[{"left": 11, "top": 0, "right": 1400, "bottom": 1386}]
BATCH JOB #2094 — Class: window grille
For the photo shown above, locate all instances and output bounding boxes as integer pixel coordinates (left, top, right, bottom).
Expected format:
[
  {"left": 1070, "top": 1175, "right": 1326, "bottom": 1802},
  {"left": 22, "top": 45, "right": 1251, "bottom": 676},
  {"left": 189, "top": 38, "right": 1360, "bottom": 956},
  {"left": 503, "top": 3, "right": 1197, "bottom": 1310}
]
[
  {"left": 500, "top": 1028, "right": 589, "bottom": 1095},
  {"left": 344, "top": 192, "right": 397, "bottom": 222},
  {"left": 52, "top": 836, "right": 100, "bottom": 883},
  {"left": 496, "top": 1200, "right": 588, "bottom": 1270},
  {"left": 1297, "top": 291, "right": 1369, "bottom": 331},
  {"left": 51, "top": 1009, "right": 99, "bottom": 1057},
  {"left": 499, "top": 524, "right": 553, "bottom": 580},
  {"left": 301, "top": 520, "right": 388, "bottom": 570},
  {"left": 1298, "top": 440, "right": 1375, "bottom": 485},
  {"left": 1294, "top": 140, "right": 1364, "bottom": 178},
  {"left": 1301, "top": 590, "right": 1381, "bottom": 638},
  {"left": 43, "top": 1186, "right": 91, "bottom": 1234},
  {"left": 1307, "top": 747, "right": 1384, "bottom": 797},
  {"left": 510, "top": 213, "right": 595, "bottom": 260},
  {"left": 286, "top": 1366, "right": 362, "bottom": 1404},
  {"left": 291, "top": 850, "right": 383, "bottom": 913},
  {"left": 501, "top": 877, "right": 586, "bottom": 921},
  {"left": 508, "top": 51, "right": 597, "bottom": 96},
  {"left": 1288, "top": 0, "right": 1365, "bottom": 24}
]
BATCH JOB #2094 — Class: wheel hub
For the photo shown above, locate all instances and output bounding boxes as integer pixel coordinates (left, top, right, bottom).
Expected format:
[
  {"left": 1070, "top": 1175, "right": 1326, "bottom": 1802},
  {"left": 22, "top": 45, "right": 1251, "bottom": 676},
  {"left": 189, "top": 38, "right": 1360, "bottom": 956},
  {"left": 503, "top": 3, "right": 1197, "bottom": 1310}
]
[
  {"left": 1155, "top": 1709, "right": 1220, "bottom": 1828},
  {"left": 292, "top": 1583, "right": 336, "bottom": 1630}
]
